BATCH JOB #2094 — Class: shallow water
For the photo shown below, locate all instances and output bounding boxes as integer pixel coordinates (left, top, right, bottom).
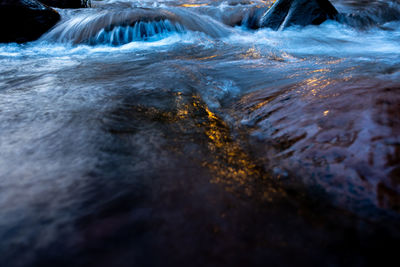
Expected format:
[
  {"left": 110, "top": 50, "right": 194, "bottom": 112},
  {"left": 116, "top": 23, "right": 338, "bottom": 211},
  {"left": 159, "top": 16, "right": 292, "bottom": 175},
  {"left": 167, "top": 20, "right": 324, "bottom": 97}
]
[{"left": 1, "top": 0, "right": 400, "bottom": 266}]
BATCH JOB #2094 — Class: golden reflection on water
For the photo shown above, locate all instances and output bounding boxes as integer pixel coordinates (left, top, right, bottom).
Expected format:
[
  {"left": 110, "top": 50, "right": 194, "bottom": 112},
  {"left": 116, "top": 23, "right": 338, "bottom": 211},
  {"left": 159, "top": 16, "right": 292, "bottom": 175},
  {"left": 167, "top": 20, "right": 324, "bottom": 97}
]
[
  {"left": 189, "top": 95, "right": 283, "bottom": 199},
  {"left": 143, "top": 90, "right": 284, "bottom": 199},
  {"left": 126, "top": 88, "right": 284, "bottom": 200},
  {"left": 174, "top": 91, "right": 190, "bottom": 120},
  {"left": 301, "top": 68, "right": 333, "bottom": 98},
  {"left": 311, "top": 68, "right": 329, "bottom": 73},
  {"left": 241, "top": 47, "right": 262, "bottom": 60},
  {"left": 180, "top": 3, "right": 209, "bottom": 7},
  {"left": 326, "top": 59, "right": 345, "bottom": 65},
  {"left": 196, "top": 55, "right": 218, "bottom": 61},
  {"left": 260, "top": 0, "right": 276, "bottom": 8},
  {"left": 251, "top": 98, "right": 272, "bottom": 111}
]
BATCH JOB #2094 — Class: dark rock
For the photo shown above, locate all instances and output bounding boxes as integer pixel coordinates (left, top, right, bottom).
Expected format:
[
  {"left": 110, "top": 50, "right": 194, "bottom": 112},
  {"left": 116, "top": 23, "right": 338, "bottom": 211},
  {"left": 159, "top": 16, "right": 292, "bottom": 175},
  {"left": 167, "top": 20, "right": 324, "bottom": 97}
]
[
  {"left": 241, "top": 6, "right": 269, "bottom": 29},
  {"left": 260, "top": 0, "right": 339, "bottom": 30},
  {"left": 0, "top": 0, "right": 60, "bottom": 43},
  {"left": 39, "top": 0, "right": 91, "bottom": 8},
  {"left": 334, "top": 0, "right": 400, "bottom": 29}
]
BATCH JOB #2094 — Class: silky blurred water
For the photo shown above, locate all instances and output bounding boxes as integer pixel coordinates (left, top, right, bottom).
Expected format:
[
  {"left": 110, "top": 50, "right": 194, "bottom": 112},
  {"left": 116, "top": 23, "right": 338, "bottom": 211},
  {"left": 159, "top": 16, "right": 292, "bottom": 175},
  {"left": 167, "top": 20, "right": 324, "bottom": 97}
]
[{"left": 1, "top": 1, "right": 400, "bottom": 266}]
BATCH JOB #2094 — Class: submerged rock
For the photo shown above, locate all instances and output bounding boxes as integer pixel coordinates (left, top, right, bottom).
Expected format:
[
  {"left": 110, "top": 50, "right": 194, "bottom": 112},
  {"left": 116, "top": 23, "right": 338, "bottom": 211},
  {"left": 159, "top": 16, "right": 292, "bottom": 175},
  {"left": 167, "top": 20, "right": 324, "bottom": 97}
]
[
  {"left": 334, "top": 0, "right": 400, "bottom": 29},
  {"left": 260, "top": 0, "right": 338, "bottom": 30},
  {"left": 39, "top": 0, "right": 91, "bottom": 8},
  {"left": 0, "top": 0, "right": 60, "bottom": 43}
]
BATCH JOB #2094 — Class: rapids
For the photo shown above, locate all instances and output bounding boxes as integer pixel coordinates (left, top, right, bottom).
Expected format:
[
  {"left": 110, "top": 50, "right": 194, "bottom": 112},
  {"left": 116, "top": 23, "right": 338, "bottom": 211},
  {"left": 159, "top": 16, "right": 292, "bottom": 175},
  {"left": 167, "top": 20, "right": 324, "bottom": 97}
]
[{"left": 0, "top": 0, "right": 400, "bottom": 266}]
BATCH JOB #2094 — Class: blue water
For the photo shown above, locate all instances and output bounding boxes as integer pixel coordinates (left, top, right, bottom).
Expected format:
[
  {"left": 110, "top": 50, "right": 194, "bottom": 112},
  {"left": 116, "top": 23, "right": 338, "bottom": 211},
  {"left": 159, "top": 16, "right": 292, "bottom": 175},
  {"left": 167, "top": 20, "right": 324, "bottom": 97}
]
[{"left": 1, "top": 1, "right": 400, "bottom": 266}]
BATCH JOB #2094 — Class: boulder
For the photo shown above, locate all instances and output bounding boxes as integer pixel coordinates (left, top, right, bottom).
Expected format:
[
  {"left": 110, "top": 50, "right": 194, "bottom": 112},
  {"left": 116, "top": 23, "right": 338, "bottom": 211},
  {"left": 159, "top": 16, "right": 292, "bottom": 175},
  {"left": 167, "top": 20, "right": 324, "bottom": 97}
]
[
  {"left": 39, "top": 0, "right": 91, "bottom": 8},
  {"left": 0, "top": 0, "right": 60, "bottom": 43},
  {"left": 260, "top": 0, "right": 338, "bottom": 30}
]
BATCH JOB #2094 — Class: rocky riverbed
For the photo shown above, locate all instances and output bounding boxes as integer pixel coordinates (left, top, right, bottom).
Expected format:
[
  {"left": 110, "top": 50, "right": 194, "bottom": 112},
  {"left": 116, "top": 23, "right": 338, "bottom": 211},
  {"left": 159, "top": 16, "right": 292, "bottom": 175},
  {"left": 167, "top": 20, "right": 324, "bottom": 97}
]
[{"left": 0, "top": 1, "right": 399, "bottom": 266}]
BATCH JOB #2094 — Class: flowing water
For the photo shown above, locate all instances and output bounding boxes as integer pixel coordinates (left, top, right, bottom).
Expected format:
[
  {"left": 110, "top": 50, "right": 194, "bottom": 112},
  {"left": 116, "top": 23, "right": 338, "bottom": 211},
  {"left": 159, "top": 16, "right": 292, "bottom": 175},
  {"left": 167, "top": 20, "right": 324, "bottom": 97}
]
[{"left": 1, "top": 0, "right": 400, "bottom": 266}]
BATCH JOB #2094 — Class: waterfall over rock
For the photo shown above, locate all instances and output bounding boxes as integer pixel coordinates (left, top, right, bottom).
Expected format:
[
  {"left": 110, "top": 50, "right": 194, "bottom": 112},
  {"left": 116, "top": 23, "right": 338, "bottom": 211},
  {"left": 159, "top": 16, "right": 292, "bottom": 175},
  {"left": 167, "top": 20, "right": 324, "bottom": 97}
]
[
  {"left": 42, "top": 7, "right": 232, "bottom": 45},
  {"left": 90, "top": 20, "right": 185, "bottom": 45}
]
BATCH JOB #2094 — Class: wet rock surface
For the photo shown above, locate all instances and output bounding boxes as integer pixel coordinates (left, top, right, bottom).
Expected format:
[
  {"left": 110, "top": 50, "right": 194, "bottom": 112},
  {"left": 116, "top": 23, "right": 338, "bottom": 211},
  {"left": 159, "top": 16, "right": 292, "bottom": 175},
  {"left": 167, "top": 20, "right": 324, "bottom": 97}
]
[
  {"left": 0, "top": 1, "right": 400, "bottom": 266},
  {"left": 334, "top": 0, "right": 400, "bottom": 29},
  {"left": 0, "top": 0, "right": 60, "bottom": 43},
  {"left": 39, "top": 0, "right": 90, "bottom": 8},
  {"left": 235, "top": 76, "right": 400, "bottom": 218},
  {"left": 260, "top": 0, "right": 338, "bottom": 30}
]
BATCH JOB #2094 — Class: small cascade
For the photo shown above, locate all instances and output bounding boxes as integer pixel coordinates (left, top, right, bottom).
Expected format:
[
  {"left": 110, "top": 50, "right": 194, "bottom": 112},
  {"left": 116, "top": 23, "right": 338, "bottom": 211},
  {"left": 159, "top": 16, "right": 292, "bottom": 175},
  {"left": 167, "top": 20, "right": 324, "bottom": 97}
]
[
  {"left": 89, "top": 20, "right": 185, "bottom": 45},
  {"left": 41, "top": 7, "right": 232, "bottom": 45}
]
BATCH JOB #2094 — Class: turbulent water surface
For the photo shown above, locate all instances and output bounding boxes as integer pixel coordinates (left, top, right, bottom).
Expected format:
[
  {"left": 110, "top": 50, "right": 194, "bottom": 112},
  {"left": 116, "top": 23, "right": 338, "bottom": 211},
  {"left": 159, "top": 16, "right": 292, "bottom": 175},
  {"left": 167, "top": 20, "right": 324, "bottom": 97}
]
[{"left": 1, "top": 0, "right": 400, "bottom": 266}]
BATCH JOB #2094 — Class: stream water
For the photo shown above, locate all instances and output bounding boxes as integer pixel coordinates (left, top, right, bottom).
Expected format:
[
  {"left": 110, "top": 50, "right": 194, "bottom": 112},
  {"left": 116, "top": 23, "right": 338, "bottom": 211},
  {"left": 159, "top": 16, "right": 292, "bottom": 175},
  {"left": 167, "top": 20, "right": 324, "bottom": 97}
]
[{"left": 1, "top": 1, "right": 400, "bottom": 266}]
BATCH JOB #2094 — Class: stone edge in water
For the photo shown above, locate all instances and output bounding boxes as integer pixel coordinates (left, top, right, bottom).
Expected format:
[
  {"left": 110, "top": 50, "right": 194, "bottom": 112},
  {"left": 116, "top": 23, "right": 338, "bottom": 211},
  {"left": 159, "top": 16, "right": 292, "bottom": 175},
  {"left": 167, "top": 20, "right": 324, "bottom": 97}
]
[
  {"left": 0, "top": 0, "right": 61, "bottom": 43},
  {"left": 260, "top": 0, "right": 339, "bottom": 30}
]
